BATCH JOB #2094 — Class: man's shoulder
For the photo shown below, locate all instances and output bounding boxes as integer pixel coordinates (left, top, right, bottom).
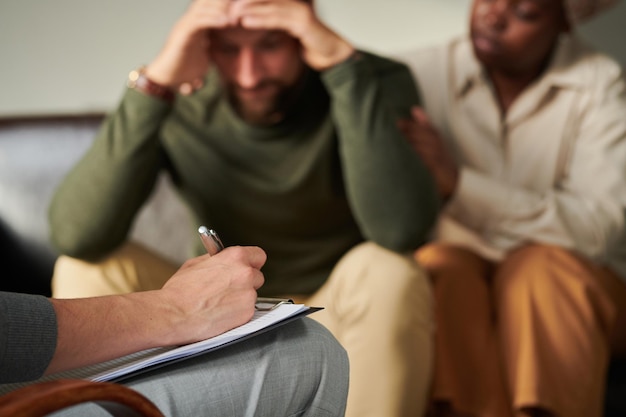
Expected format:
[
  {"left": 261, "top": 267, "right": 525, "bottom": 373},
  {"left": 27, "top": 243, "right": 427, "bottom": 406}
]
[
  {"left": 321, "top": 49, "right": 420, "bottom": 102},
  {"left": 357, "top": 50, "right": 412, "bottom": 71},
  {"left": 332, "top": 50, "right": 417, "bottom": 83}
]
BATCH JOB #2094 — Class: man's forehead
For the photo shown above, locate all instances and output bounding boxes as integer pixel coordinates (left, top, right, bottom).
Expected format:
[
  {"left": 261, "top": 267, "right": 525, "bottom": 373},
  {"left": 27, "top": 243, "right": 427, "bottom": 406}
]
[
  {"left": 210, "top": 27, "right": 290, "bottom": 44},
  {"left": 512, "top": 0, "right": 562, "bottom": 8}
]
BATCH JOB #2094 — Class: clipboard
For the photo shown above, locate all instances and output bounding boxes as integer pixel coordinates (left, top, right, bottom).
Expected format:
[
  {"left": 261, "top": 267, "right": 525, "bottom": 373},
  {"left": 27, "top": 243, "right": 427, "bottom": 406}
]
[{"left": 108, "top": 303, "right": 323, "bottom": 383}]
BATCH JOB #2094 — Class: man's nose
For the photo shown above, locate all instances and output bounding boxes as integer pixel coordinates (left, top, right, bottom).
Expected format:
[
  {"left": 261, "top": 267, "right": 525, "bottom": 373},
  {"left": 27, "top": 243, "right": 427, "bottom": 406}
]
[{"left": 235, "top": 49, "right": 263, "bottom": 89}]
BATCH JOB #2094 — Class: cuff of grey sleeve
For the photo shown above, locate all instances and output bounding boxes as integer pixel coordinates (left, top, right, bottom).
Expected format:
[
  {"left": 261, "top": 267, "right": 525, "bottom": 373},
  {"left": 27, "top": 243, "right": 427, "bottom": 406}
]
[
  {"left": 0, "top": 293, "right": 57, "bottom": 383},
  {"left": 445, "top": 167, "right": 509, "bottom": 234}
]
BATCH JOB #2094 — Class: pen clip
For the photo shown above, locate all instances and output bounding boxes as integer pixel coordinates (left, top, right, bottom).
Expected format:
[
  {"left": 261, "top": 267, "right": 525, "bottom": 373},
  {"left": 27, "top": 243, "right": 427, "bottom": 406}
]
[
  {"left": 198, "top": 226, "right": 224, "bottom": 256},
  {"left": 255, "top": 297, "right": 294, "bottom": 311}
]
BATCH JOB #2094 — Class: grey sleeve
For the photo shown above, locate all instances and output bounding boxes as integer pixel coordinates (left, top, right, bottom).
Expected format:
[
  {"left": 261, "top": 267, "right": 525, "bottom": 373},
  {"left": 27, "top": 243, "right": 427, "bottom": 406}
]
[{"left": 0, "top": 292, "right": 57, "bottom": 383}]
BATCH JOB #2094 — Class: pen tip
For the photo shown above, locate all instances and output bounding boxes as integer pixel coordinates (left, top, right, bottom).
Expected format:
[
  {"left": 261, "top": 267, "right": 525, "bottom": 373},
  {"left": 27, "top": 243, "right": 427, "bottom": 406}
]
[{"left": 198, "top": 225, "right": 208, "bottom": 233}]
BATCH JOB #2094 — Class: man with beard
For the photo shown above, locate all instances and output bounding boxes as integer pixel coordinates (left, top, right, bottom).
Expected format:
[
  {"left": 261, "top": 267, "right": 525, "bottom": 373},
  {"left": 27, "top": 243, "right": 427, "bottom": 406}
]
[
  {"left": 48, "top": 0, "right": 439, "bottom": 416},
  {"left": 398, "top": 0, "right": 626, "bottom": 416}
]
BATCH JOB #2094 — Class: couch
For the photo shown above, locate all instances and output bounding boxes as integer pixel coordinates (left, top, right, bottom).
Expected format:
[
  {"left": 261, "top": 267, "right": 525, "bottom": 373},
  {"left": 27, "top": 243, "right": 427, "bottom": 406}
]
[
  {"left": 0, "top": 115, "right": 193, "bottom": 296},
  {"left": 0, "top": 115, "right": 624, "bottom": 416}
]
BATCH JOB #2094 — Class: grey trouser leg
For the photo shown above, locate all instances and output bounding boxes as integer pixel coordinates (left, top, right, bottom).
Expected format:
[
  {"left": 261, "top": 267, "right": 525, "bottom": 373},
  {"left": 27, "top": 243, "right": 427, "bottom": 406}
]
[{"left": 51, "top": 318, "right": 349, "bottom": 417}]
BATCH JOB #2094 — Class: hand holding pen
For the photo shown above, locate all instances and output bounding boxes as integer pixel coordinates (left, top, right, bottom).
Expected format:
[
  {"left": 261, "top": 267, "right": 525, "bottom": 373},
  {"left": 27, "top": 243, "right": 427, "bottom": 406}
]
[
  {"left": 156, "top": 233, "right": 266, "bottom": 343},
  {"left": 197, "top": 226, "right": 293, "bottom": 310}
]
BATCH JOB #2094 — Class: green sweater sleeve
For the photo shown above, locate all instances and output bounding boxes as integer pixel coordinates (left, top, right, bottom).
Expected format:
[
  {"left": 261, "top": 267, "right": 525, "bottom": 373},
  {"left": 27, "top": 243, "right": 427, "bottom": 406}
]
[
  {"left": 321, "top": 51, "right": 440, "bottom": 252},
  {"left": 0, "top": 292, "right": 57, "bottom": 383},
  {"left": 48, "top": 89, "right": 171, "bottom": 260}
]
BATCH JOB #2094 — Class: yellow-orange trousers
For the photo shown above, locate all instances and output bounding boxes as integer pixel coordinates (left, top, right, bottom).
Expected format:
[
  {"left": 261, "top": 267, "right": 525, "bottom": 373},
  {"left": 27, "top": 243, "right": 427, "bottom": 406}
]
[{"left": 416, "top": 243, "right": 626, "bottom": 417}]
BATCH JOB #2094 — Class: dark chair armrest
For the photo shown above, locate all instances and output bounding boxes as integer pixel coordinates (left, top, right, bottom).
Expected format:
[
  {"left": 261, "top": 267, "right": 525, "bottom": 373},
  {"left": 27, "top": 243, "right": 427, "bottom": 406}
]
[{"left": 0, "top": 379, "right": 164, "bottom": 417}]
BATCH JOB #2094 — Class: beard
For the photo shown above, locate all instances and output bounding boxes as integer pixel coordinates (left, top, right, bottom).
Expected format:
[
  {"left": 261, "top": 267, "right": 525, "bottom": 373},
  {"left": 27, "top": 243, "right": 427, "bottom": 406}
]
[{"left": 226, "top": 75, "right": 307, "bottom": 126}]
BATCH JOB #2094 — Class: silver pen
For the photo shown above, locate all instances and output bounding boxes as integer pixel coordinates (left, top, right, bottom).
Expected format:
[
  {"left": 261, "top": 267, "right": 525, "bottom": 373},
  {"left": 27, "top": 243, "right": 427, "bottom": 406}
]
[{"left": 198, "top": 225, "right": 225, "bottom": 256}]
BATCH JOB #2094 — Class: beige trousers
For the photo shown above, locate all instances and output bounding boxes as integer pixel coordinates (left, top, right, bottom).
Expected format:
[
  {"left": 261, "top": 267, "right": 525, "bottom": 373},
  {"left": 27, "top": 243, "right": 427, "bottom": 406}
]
[
  {"left": 52, "top": 242, "right": 178, "bottom": 297},
  {"left": 416, "top": 243, "right": 626, "bottom": 417},
  {"left": 52, "top": 241, "right": 434, "bottom": 417}
]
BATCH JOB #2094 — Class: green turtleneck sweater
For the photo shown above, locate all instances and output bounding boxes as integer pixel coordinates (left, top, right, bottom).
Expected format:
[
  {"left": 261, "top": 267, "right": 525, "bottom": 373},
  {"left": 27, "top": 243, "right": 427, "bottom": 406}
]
[{"left": 49, "top": 51, "right": 439, "bottom": 295}]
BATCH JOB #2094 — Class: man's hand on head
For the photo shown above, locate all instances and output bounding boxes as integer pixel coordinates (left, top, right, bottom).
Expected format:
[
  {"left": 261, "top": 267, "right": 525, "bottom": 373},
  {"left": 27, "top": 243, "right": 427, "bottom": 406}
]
[
  {"left": 229, "top": 0, "right": 355, "bottom": 71},
  {"left": 145, "top": 0, "right": 354, "bottom": 94},
  {"left": 145, "top": 0, "right": 233, "bottom": 92}
]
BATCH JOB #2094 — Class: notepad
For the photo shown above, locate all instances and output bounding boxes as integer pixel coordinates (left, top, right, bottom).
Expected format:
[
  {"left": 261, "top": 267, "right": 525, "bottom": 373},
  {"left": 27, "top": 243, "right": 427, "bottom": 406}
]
[{"left": 0, "top": 303, "right": 320, "bottom": 395}]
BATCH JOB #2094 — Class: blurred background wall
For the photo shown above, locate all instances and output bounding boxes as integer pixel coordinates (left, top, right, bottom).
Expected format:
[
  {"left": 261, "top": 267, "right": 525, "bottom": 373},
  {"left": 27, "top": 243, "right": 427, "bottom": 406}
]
[{"left": 1, "top": 0, "right": 624, "bottom": 117}]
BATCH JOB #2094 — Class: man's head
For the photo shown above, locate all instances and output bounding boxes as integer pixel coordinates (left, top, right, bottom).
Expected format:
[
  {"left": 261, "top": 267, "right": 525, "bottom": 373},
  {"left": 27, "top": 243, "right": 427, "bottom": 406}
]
[
  {"left": 469, "top": 0, "right": 569, "bottom": 77},
  {"left": 208, "top": 4, "right": 310, "bottom": 125}
]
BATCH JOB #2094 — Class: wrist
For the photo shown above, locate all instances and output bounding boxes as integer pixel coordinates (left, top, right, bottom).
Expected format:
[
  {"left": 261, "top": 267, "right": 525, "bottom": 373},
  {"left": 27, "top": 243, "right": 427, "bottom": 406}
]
[
  {"left": 127, "top": 66, "right": 176, "bottom": 103},
  {"left": 129, "top": 290, "right": 185, "bottom": 347}
]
